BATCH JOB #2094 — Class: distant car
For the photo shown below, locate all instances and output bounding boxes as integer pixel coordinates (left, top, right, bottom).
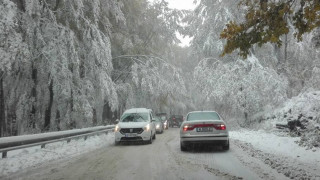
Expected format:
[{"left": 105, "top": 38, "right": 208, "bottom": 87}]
[
  {"left": 170, "top": 115, "right": 183, "bottom": 127},
  {"left": 156, "top": 113, "right": 169, "bottom": 129},
  {"left": 154, "top": 116, "right": 164, "bottom": 133},
  {"left": 180, "top": 111, "right": 229, "bottom": 151},
  {"left": 114, "top": 108, "right": 156, "bottom": 144}
]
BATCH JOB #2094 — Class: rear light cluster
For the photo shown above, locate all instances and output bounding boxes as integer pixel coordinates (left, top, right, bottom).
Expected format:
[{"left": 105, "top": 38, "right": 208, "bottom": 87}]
[{"left": 183, "top": 124, "right": 226, "bottom": 131}]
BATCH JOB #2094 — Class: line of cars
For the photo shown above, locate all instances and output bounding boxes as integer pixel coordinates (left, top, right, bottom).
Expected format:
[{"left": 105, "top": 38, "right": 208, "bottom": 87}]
[{"left": 114, "top": 108, "right": 229, "bottom": 151}]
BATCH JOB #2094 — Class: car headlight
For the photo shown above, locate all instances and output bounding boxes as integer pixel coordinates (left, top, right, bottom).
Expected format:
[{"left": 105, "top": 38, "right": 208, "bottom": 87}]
[
  {"left": 144, "top": 124, "right": 150, "bottom": 131},
  {"left": 164, "top": 122, "right": 167, "bottom": 125},
  {"left": 156, "top": 124, "right": 160, "bottom": 128},
  {"left": 114, "top": 125, "right": 120, "bottom": 132}
]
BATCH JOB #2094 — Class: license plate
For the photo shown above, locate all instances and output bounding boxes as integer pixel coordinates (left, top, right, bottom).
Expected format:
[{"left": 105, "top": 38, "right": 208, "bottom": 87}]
[
  {"left": 125, "top": 133, "right": 137, "bottom": 137},
  {"left": 196, "top": 127, "right": 213, "bottom": 132}
]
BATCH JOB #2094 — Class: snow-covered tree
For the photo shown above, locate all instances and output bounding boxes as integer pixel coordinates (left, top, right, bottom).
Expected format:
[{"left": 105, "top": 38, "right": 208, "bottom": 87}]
[
  {"left": 0, "top": 0, "right": 123, "bottom": 136},
  {"left": 194, "top": 56, "right": 288, "bottom": 123}
]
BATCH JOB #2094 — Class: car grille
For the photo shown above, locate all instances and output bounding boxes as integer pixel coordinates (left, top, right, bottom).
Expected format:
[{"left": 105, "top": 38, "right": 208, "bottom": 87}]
[
  {"left": 120, "top": 128, "right": 144, "bottom": 134},
  {"left": 120, "top": 137, "right": 143, "bottom": 141}
]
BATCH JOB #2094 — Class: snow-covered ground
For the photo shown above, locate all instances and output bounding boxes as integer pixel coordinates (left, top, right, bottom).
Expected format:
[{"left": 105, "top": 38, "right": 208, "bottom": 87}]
[
  {"left": 230, "top": 129, "right": 320, "bottom": 179},
  {"left": 0, "top": 132, "right": 114, "bottom": 177},
  {"left": 231, "top": 130, "right": 320, "bottom": 161}
]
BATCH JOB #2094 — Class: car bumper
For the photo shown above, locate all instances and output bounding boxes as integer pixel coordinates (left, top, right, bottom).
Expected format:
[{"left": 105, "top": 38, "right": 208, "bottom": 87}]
[
  {"left": 115, "top": 130, "right": 151, "bottom": 142},
  {"left": 180, "top": 135, "right": 229, "bottom": 145}
]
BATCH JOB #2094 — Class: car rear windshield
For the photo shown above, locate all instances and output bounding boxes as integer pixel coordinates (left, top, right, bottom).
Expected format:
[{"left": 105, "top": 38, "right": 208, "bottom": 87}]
[
  {"left": 171, "top": 115, "right": 182, "bottom": 119},
  {"left": 187, "top": 112, "right": 220, "bottom": 121},
  {"left": 120, "top": 113, "right": 149, "bottom": 122},
  {"left": 160, "top": 115, "right": 167, "bottom": 120},
  {"left": 154, "top": 116, "right": 162, "bottom": 122}
]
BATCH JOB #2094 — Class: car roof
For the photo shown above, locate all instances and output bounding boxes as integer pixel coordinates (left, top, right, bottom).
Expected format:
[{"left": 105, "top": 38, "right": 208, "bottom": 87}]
[
  {"left": 188, "top": 111, "right": 218, "bottom": 113},
  {"left": 123, "top": 108, "right": 151, "bottom": 114}
]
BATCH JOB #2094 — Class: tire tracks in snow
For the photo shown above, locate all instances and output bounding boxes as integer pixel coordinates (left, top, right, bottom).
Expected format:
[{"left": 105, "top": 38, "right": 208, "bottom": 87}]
[{"left": 165, "top": 131, "right": 243, "bottom": 180}]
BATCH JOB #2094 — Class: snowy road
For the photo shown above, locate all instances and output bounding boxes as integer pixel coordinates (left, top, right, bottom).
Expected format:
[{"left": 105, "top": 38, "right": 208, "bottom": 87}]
[{"left": 6, "top": 128, "right": 320, "bottom": 180}]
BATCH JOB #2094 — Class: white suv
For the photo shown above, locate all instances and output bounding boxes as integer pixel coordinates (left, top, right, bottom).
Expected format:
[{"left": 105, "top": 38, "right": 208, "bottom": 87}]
[{"left": 114, "top": 108, "right": 156, "bottom": 144}]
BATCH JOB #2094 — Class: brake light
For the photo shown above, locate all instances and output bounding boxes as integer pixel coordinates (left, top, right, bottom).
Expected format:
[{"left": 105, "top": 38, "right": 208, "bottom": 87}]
[
  {"left": 183, "top": 124, "right": 193, "bottom": 131},
  {"left": 213, "top": 124, "right": 226, "bottom": 130}
]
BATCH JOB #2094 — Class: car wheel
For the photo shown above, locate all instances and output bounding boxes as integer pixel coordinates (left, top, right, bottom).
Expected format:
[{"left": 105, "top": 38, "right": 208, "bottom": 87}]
[
  {"left": 153, "top": 132, "right": 156, "bottom": 139},
  {"left": 223, "top": 141, "right": 230, "bottom": 151},
  {"left": 180, "top": 142, "right": 187, "bottom": 151},
  {"left": 147, "top": 135, "right": 153, "bottom": 144}
]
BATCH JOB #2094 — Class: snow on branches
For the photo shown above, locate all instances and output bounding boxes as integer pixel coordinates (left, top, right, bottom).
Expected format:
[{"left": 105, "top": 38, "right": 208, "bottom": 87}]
[
  {"left": 112, "top": 55, "right": 187, "bottom": 114},
  {"left": 1, "top": 0, "right": 122, "bottom": 135},
  {"left": 194, "top": 56, "right": 288, "bottom": 120}
]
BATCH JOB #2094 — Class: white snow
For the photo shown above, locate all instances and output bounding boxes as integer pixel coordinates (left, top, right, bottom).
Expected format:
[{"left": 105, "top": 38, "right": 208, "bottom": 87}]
[
  {"left": 230, "top": 129, "right": 320, "bottom": 165},
  {"left": 0, "top": 132, "right": 114, "bottom": 177}
]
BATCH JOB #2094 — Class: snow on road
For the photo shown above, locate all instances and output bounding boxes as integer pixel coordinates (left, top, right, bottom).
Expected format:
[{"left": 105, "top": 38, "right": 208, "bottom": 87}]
[{"left": 1, "top": 128, "right": 319, "bottom": 180}]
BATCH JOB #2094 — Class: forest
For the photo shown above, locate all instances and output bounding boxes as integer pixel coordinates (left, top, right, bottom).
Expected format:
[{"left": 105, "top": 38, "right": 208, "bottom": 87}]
[{"left": 1, "top": 0, "right": 320, "bottom": 137}]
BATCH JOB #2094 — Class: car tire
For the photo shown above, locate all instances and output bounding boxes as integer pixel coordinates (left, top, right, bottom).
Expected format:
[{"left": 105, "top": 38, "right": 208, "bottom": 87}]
[
  {"left": 223, "top": 141, "right": 230, "bottom": 151},
  {"left": 153, "top": 132, "right": 156, "bottom": 140},
  {"left": 180, "top": 142, "right": 187, "bottom": 151},
  {"left": 147, "top": 135, "right": 153, "bottom": 144}
]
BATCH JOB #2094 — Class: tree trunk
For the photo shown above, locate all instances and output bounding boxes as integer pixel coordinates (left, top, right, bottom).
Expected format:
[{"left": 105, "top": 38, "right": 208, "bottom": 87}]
[
  {"left": 55, "top": 110, "right": 61, "bottom": 131},
  {"left": 0, "top": 71, "right": 6, "bottom": 137},
  {"left": 92, "top": 108, "right": 97, "bottom": 126},
  {"left": 260, "top": 0, "right": 268, "bottom": 11},
  {"left": 284, "top": 33, "right": 288, "bottom": 63},
  {"left": 44, "top": 80, "right": 53, "bottom": 131}
]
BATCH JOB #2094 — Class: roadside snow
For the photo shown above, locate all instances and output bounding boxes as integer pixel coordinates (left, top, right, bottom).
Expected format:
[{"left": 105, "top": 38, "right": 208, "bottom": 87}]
[
  {"left": 0, "top": 132, "right": 114, "bottom": 177},
  {"left": 230, "top": 129, "right": 320, "bottom": 179},
  {"left": 230, "top": 130, "right": 320, "bottom": 164},
  {"left": 248, "top": 90, "right": 320, "bottom": 149}
]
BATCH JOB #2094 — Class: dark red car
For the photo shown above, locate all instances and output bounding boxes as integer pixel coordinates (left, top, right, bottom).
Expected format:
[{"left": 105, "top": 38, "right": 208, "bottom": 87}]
[{"left": 170, "top": 115, "right": 183, "bottom": 128}]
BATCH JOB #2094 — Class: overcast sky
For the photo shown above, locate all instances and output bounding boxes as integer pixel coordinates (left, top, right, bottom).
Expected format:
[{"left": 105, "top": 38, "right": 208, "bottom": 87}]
[{"left": 166, "top": 0, "right": 196, "bottom": 10}]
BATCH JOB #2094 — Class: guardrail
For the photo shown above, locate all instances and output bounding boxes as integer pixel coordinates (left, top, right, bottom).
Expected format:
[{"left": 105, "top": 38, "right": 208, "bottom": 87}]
[{"left": 0, "top": 125, "right": 115, "bottom": 158}]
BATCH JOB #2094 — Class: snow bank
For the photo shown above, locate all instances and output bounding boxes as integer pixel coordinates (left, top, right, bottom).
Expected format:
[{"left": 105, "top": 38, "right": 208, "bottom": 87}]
[
  {"left": 230, "top": 129, "right": 320, "bottom": 163},
  {"left": 249, "top": 90, "right": 320, "bottom": 149}
]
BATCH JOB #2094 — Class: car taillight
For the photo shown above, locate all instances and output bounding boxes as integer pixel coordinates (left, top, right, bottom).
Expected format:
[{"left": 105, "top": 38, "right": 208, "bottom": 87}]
[
  {"left": 183, "top": 124, "right": 194, "bottom": 131},
  {"left": 213, "top": 124, "right": 226, "bottom": 130}
]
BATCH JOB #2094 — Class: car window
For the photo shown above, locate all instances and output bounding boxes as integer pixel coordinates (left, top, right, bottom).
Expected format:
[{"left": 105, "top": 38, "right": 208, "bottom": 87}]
[
  {"left": 160, "top": 116, "right": 166, "bottom": 120},
  {"left": 187, "top": 112, "right": 220, "bottom": 121},
  {"left": 120, "top": 113, "right": 149, "bottom": 122},
  {"left": 154, "top": 116, "right": 162, "bottom": 122}
]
